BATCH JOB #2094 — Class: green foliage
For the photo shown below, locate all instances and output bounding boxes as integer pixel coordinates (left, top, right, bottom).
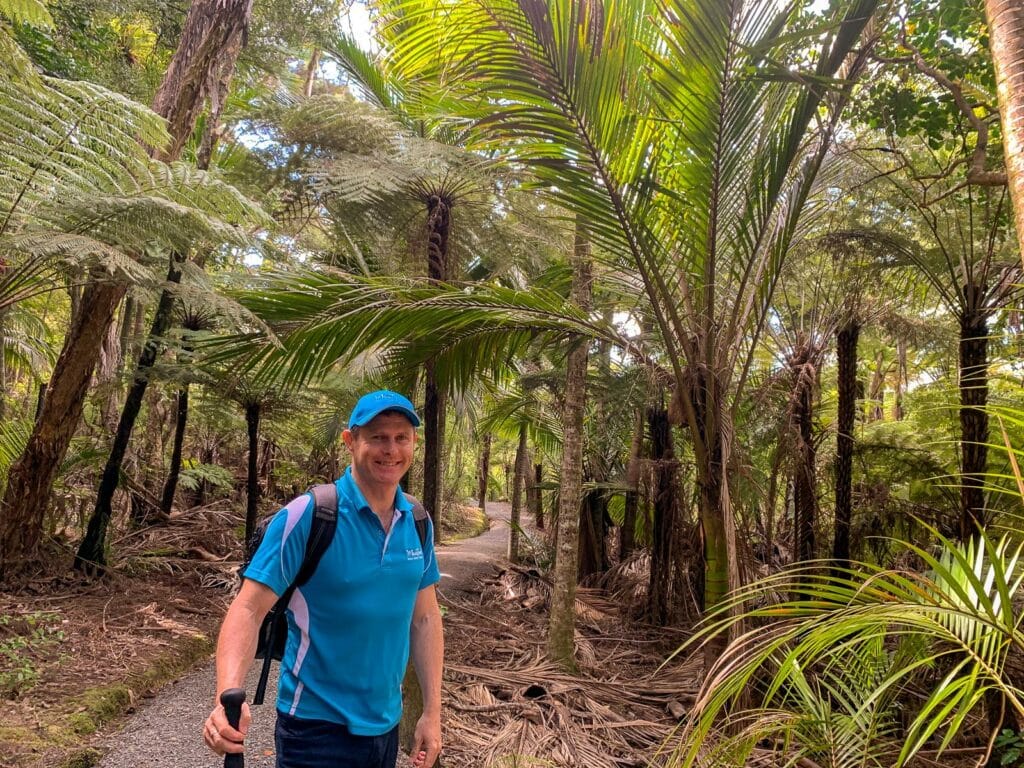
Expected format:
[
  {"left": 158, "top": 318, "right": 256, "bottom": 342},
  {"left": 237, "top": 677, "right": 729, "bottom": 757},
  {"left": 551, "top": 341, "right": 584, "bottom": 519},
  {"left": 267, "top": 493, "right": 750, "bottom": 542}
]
[
  {"left": 670, "top": 527, "right": 1024, "bottom": 767},
  {"left": 176, "top": 461, "right": 234, "bottom": 493},
  {"left": 0, "top": 611, "right": 65, "bottom": 697},
  {"left": 996, "top": 730, "right": 1024, "bottom": 767}
]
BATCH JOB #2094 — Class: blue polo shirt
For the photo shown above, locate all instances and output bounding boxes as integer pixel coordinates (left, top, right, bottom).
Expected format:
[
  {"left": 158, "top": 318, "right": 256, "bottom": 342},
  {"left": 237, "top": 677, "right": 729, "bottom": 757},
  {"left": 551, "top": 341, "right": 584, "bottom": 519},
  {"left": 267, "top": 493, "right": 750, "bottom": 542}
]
[{"left": 243, "top": 468, "right": 440, "bottom": 735}]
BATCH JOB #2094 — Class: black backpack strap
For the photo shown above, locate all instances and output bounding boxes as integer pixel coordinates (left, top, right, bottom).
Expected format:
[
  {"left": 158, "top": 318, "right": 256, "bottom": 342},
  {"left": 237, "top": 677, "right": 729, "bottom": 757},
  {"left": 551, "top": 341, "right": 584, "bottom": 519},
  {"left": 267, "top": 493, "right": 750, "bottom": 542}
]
[
  {"left": 295, "top": 484, "right": 338, "bottom": 586},
  {"left": 253, "top": 484, "right": 338, "bottom": 705},
  {"left": 404, "top": 492, "right": 430, "bottom": 548}
]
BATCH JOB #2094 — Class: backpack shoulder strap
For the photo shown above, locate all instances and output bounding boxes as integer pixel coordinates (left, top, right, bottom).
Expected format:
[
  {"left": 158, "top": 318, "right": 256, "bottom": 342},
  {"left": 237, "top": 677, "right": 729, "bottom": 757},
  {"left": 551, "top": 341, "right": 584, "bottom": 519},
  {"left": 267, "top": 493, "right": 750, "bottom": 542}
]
[
  {"left": 403, "top": 492, "right": 430, "bottom": 548},
  {"left": 293, "top": 483, "right": 338, "bottom": 587}
]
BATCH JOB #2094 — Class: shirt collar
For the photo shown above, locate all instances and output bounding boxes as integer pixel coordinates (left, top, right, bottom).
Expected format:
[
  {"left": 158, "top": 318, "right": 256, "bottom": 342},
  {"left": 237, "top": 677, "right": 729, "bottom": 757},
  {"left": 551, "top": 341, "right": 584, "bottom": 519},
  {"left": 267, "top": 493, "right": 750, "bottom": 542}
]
[{"left": 340, "top": 466, "right": 413, "bottom": 514}]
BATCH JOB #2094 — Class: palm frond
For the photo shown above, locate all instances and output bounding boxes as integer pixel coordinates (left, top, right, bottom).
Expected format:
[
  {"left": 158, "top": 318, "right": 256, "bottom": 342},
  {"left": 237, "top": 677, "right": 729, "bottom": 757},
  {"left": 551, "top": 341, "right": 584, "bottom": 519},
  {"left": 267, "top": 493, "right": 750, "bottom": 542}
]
[{"left": 670, "top": 527, "right": 1024, "bottom": 767}]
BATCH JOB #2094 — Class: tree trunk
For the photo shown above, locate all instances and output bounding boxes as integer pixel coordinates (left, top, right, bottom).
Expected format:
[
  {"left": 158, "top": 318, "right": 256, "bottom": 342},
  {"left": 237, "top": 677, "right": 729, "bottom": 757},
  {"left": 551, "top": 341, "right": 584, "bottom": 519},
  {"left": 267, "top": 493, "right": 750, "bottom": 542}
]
[
  {"left": 0, "top": 0, "right": 253, "bottom": 577},
  {"left": 508, "top": 424, "right": 527, "bottom": 564},
  {"left": 620, "top": 407, "right": 644, "bottom": 560},
  {"left": 477, "top": 432, "right": 490, "bottom": 512},
  {"left": 959, "top": 308, "right": 989, "bottom": 539},
  {"left": 0, "top": 280, "right": 125, "bottom": 574},
  {"left": 833, "top": 320, "right": 859, "bottom": 569},
  {"left": 892, "top": 335, "right": 907, "bottom": 420},
  {"left": 160, "top": 383, "right": 190, "bottom": 514},
  {"left": 792, "top": 358, "right": 817, "bottom": 565},
  {"left": 150, "top": 0, "right": 254, "bottom": 163},
  {"left": 690, "top": 368, "right": 737, "bottom": 615},
  {"left": 547, "top": 227, "right": 591, "bottom": 672},
  {"left": 577, "top": 488, "right": 604, "bottom": 579},
  {"left": 984, "top": 0, "right": 1024, "bottom": 267},
  {"left": 647, "top": 407, "right": 680, "bottom": 625},
  {"left": 245, "top": 403, "right": 261, "bottom": 544},
  {"left": 75, "top": 256, "right": 184, "bottom": 573},
  {"left": 421, "top": 192, "right": 451, "bottom": 543},
  {"left": 532, "top": 462, "right": 544, "bottom": 530},
  {"left": 867, "top": 349, "right": 886, "bottom": 421}
]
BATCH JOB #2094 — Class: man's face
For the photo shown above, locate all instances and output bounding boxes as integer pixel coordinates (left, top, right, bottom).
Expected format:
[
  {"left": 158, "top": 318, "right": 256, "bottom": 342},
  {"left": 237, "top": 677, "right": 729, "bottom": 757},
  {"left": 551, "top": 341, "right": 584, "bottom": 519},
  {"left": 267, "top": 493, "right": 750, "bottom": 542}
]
[{"left": 342, "top": 411, "right": 417, "bottom": 492}]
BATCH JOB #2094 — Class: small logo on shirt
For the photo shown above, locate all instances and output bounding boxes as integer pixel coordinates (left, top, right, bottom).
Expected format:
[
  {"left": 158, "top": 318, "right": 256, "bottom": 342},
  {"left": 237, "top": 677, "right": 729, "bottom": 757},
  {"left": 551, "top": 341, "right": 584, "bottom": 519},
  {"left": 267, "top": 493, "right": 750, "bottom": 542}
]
[{"left": 406, "top": 547, "right": 423, "bottom": 560}]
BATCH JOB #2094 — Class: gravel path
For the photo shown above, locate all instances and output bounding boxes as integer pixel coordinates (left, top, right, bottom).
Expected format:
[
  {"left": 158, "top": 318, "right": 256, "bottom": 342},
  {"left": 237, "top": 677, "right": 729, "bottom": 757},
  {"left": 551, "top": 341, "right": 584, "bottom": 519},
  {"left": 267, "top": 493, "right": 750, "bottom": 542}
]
[{"left": 95, "top": 501, "right": 514, "bottom": 768}]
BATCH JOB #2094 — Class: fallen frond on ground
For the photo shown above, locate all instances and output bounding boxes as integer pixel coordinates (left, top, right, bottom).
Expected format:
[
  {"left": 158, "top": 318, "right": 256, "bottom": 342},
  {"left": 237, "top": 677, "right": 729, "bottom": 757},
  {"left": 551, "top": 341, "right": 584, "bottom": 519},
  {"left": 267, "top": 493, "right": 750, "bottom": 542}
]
[{"left": 438, "top": 565, "right": 700, "bottom": 768}]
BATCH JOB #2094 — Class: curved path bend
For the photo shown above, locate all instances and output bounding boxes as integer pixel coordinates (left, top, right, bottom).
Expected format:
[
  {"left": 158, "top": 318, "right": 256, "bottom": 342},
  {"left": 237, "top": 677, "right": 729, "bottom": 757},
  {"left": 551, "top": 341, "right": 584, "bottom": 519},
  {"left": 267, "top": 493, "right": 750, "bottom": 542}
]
[{"left": 95, "top": 501, "right": 515, "bottom": 768}]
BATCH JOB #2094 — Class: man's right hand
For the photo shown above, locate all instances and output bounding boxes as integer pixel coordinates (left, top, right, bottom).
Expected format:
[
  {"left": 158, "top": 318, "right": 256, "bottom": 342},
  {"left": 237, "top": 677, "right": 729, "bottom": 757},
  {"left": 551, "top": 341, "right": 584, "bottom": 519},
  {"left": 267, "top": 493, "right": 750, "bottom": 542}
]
[{"left": 203, "top": 701, "right": 250, "bottom": 756}]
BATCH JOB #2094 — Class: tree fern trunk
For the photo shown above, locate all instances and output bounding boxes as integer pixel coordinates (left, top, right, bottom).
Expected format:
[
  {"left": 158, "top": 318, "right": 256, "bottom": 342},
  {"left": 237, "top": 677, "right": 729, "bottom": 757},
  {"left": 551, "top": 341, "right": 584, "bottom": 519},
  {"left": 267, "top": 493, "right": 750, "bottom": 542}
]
[
  {"left": 648, "top": 406, "right": 679, "bottom": 625},
  {"left": 833, "top": 320, "right": 859, "bottom": 570},
  {"left": 0, "top": 280, "right": 125, "bottom": 575},
  {"left": 508, "top": 424, "right": 527, "bottom": 564},
  {"left": 75, "top": 256, "right": 183, "bottom": 574},
  {"left": 421, "top": 192, "right": 451, "bottom": 542},
  {"left": 245, "top": 403, "right": 261, "bottom": 544},
  {"left": 477, "top": 432, "right": 490, "bottom": 513},
  {"left": 620, "top": 407, "right": 644, "bottom": 560},
  {"left": 160, "top": 382, "right": 190, "bottom": 514},
  {"left": 959, "top": 308, "right": 989, "bottom": 539},
  {"left": 547, "top": 226, "right": 591, "bottom": 672},
  {"left": 793, "top": 362, "right": 817, "bottom": 564},
  {"left": 532, "top": 462, "right": 544, "bottom": 530}
]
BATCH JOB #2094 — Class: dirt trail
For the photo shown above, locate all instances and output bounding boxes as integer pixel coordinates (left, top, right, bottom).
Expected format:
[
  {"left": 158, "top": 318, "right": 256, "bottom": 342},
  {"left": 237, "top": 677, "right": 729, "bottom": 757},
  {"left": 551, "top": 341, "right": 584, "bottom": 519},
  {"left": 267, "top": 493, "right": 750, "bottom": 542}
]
[{"left": 94, "top": 501, "right": 516, "bottom": 768}]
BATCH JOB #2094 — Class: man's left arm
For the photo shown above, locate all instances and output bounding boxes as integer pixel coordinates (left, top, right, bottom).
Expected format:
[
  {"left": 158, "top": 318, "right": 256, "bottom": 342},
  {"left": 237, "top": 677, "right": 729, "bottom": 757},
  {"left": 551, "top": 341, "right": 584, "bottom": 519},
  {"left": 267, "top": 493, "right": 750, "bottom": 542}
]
[{"left": 409, "top": 584, "right": 443, "bottom": 767}]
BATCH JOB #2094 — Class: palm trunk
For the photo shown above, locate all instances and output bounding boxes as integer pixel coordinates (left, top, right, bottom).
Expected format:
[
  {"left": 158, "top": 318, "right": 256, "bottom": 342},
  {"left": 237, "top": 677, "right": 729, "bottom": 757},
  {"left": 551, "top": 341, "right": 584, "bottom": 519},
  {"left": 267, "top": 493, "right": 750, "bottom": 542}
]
[
  {"left": 691, "top": 367, "right": 736, "bottom": 614},
  {"left": 0, "top": 280, "right": 125, "bottom": 574},
  {"left": 547, "top": 227, "right": 591, "bottom": 672},
  {"left": 245, "top": 403, "right": 261, "bottom": 544},
  {"left": 833, "top": 320, "right": 859, "bottom": 569},
  {"left": 75, "top": 256, "right": 183, "bottom": 573},
  {"left": 508, "top": 424, "right": 527, "bottom": 564},
  {"left": 959, "top": 308, "right": 989, "bottom": 539},
  {"left": 984, "top": 0, "right": 1024, "bottom": 266}
]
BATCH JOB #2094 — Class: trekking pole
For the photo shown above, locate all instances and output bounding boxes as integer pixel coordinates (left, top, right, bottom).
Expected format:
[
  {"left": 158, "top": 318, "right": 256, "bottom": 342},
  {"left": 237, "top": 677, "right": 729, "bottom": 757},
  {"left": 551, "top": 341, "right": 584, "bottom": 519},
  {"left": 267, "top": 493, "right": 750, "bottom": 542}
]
[{"left": 220, "top": 687, "right": 246, "bottom": 768}]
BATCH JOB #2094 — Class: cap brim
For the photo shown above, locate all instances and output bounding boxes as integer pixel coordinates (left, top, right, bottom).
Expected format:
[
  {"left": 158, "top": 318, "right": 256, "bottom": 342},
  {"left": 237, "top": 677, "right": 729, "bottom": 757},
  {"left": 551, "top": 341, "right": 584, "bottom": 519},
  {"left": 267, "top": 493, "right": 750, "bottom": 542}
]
[{"left": 352, "top": 405, "right": 421, "bottom": 428}]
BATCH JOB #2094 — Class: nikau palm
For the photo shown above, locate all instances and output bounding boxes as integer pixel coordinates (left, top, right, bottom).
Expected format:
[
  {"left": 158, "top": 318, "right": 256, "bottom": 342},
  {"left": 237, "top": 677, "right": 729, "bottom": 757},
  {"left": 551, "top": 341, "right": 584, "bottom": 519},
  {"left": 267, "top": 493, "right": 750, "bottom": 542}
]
[{"left": 378, "top": 0, "right": 880, "bottom": 616}]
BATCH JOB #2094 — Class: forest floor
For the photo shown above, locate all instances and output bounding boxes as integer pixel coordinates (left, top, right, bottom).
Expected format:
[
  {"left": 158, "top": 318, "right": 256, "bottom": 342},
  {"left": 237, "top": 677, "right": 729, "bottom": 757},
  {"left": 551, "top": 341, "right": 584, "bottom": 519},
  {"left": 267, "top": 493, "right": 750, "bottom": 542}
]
[{"left": 0, "top": 500, "right": 703, "bottom": 768}]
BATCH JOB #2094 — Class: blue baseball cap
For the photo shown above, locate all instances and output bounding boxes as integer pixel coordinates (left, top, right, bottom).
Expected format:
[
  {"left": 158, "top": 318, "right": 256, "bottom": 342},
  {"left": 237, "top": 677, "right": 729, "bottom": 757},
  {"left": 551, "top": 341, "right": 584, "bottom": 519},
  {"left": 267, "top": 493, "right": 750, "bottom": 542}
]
[{"left": 348, "top": 390, "right": 421, "bottom": 429}]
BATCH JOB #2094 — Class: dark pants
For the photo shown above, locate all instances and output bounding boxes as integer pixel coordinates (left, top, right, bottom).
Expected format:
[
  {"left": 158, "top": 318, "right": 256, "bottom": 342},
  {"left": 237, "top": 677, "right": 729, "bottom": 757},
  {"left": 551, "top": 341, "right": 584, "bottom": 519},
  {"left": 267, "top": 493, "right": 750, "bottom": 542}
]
[{"left": 274, "top": 711, "right": 399, "bottom": 768}]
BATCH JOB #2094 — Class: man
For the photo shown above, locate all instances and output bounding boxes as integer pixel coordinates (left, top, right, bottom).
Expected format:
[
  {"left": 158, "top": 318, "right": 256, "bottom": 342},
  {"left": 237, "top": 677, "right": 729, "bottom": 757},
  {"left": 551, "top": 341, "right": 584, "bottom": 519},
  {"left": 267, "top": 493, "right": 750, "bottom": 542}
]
[{"left": 203, "top": 390, "right": 443, "bottom": 768}]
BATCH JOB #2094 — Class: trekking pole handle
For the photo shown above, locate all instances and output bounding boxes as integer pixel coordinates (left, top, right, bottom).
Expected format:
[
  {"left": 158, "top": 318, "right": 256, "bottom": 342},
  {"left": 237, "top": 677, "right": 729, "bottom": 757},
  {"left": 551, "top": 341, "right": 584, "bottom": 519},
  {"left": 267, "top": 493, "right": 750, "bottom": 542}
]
[{"left": 220, "top": 687, "right": 246, "bottom": 768}]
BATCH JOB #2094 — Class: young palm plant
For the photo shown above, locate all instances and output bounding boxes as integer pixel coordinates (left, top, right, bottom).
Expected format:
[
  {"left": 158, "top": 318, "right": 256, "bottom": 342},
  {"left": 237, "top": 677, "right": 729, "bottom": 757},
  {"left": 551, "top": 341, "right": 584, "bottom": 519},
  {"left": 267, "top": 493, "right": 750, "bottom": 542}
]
[{"left": 671, "top": 527, "right": 1024, "bottom": 767}]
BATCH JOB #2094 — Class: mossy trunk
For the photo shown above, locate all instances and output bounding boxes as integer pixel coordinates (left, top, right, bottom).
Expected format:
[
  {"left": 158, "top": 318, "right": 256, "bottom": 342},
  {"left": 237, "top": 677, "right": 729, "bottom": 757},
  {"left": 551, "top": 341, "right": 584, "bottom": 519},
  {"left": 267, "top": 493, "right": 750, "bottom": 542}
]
[
  {"left": 0, "top": 280, "right": 125, "bottom": 575},
  {"left": 547, "top": 227, "right": 591, "bottom": 672}
]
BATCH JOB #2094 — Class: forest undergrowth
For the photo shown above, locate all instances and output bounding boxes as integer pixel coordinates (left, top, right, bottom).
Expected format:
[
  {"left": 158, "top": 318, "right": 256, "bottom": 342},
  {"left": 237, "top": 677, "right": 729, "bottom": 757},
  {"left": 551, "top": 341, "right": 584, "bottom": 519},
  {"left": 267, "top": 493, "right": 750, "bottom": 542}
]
[{"left": 0, "top": 503, "right": 698, "bottom": 768}]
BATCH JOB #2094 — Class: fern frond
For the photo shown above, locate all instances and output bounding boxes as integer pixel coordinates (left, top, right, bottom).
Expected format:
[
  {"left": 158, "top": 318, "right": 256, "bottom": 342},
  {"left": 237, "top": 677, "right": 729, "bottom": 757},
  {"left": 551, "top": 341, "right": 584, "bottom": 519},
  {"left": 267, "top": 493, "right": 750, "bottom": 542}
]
[{"left": 0, "top": 0, "right": 52, "bottom": 27}]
